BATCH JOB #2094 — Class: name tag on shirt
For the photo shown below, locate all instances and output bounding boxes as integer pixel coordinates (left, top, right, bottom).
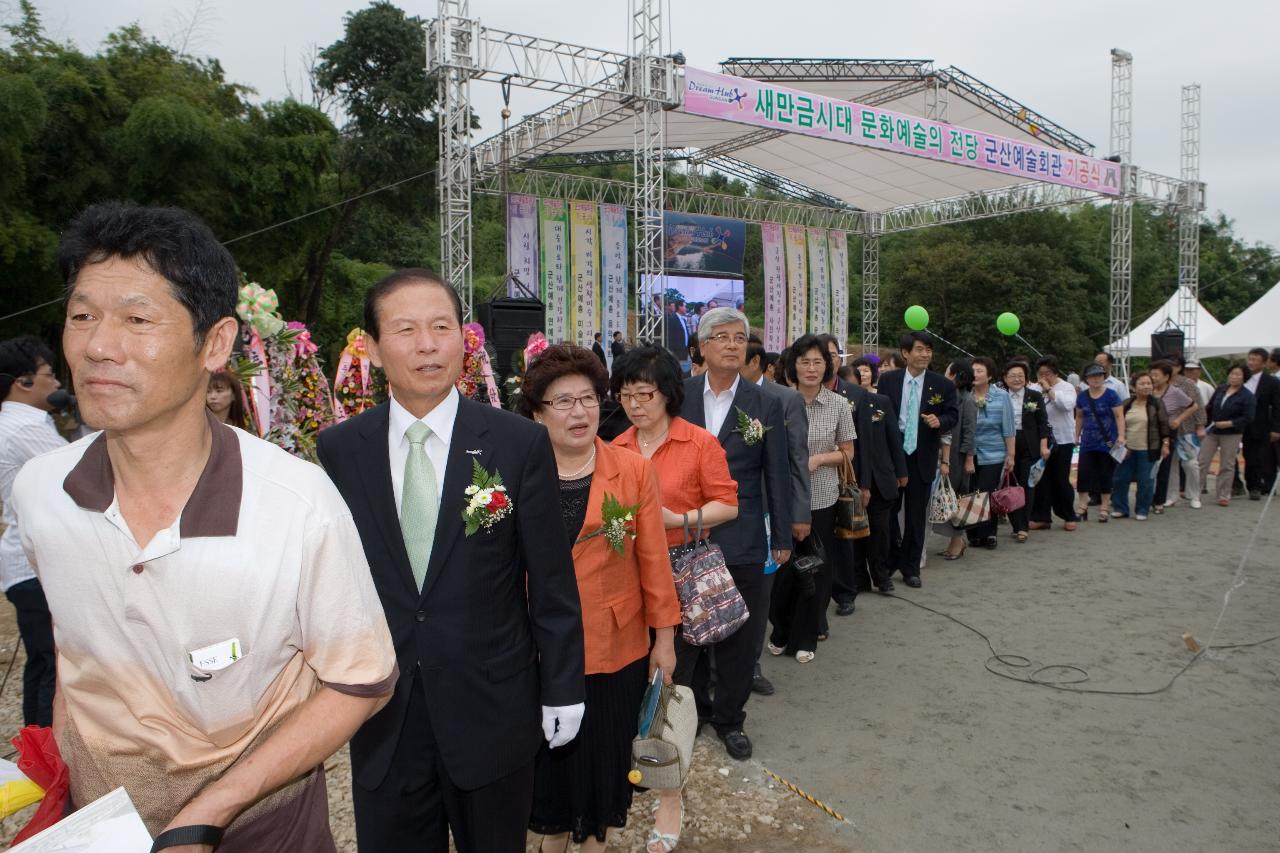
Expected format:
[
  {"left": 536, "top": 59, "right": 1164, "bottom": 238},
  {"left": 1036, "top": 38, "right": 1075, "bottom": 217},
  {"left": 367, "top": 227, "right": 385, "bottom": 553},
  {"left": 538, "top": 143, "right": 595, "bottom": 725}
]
[{"left": 188, "top": 638, "right": 243, "bottom": 672}]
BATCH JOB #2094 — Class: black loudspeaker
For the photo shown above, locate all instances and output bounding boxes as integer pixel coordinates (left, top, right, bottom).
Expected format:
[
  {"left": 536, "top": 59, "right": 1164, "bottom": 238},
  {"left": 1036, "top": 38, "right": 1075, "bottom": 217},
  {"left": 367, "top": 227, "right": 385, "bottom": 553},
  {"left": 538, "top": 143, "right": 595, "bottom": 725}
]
[
  {"left": 477, "top": 296, "right": 545, "bottom": 379},
  {"left": 1151, "top": 327, "right": 1185, "bottom": 361}
]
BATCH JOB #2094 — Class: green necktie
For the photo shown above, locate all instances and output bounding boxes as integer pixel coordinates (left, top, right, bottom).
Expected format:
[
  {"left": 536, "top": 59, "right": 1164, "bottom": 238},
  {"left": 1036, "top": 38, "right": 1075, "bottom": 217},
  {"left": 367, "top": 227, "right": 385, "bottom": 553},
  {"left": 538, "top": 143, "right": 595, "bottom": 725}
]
[{"left": 401, "top": 421, "right": 438, "bottom": 592}]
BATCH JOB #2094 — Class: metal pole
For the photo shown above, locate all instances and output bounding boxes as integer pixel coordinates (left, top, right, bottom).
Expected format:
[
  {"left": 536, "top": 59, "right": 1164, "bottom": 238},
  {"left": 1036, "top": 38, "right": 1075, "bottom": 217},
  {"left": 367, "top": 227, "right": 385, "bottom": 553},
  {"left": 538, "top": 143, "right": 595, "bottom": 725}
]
[
  {"left": 861, "top": 213, "right": 880, "bottom": 354},
  {"left": 630, "top": 0, "right": 669, "bottom": 345},
  {"left": 431, "top": 0, "right": 477, "bottom": 320},
  {"left": 1109, "top": 49, "right": 1133, "bottom": 380},
  {"left": 1178, "top": 83, "right": 1202, "bottom": 358}
]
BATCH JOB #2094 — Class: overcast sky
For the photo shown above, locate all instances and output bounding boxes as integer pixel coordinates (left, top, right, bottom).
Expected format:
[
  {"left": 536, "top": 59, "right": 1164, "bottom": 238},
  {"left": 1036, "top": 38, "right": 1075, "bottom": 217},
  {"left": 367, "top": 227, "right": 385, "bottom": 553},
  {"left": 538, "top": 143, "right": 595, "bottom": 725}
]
[{"left": 27, "top": 0, "right": 1280, "bottom": 250}]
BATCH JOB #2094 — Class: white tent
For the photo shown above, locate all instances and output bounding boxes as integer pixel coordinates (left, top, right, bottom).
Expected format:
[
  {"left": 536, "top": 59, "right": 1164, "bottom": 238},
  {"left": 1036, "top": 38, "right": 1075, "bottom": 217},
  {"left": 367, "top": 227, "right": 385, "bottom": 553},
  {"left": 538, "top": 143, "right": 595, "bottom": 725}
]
[
  {"left": 1197, "top": 281, "right": 1280, "bottom": 357},
  {"left": 1107, "top": 285, "right": 1225, "bottom": 356}
]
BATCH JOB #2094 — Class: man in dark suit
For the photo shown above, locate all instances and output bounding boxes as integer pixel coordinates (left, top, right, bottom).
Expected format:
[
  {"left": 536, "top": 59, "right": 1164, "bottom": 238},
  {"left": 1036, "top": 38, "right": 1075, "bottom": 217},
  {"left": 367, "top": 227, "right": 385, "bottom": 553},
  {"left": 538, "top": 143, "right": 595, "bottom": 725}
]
[
  {"left": 680, "top": 308, "right": 792, "bottom": 760},
  {"left": 609, "top": 331, "right": 626, "bottom": 363},
  {"left": 1243, "top": 347, "right": 1280, "bottom": 499},
  {"left": 1003, "top": 360, "right": 1051, "bottom": 538},
  {"left": 316, "top": 269, "right": 585, "bottom": 853},
  {"left": 880, "top": 331, "right": 959, "bottom": 588},
  {"left": 663, "top": 300, "right": 689, "bottom": 372},
  {"left": 591, "top": 332, "right": 607, "bottom": 369},
  {"left": 742, "top": 335, "right": 810, "bottom": 697}
]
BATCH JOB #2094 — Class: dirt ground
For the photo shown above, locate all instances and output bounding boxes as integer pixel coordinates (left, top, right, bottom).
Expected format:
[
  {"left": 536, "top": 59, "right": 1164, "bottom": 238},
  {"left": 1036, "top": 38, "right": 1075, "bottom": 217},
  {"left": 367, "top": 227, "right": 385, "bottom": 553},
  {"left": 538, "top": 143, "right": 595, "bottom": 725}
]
[{"left": 1, "top": 487, "right": 1277, "bottom": 851}]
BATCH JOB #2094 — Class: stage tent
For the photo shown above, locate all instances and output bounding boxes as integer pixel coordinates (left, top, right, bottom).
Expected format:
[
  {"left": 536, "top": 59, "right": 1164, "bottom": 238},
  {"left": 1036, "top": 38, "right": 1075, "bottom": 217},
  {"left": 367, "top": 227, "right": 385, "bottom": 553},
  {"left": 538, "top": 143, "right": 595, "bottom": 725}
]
[
  {"left": 1106, "top": 284, "right": 1225, "bottom": 356},
  {"left": 1196, "top": 281, "right": 1280, "bottom": 356}
]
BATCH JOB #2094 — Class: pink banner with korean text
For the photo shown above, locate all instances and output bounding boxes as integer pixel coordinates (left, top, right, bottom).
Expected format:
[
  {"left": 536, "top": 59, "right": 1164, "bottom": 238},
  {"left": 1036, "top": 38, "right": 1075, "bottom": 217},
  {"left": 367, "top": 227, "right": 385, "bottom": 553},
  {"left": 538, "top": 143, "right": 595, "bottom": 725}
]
[
  {"left": 600, "top": 204, "right": 628, "bottom": 352},
  {"left": 506, "top": 194, "right": 539, "bottom": 297},
  {"left": 760, "top": 223, "right": 786, "bottom": 351},
  {"left": 682, "top": 68, "right": 1121, "bottom": 196},
  {"left": 806, "top": 228, "right": 830, "bottom": 335}
]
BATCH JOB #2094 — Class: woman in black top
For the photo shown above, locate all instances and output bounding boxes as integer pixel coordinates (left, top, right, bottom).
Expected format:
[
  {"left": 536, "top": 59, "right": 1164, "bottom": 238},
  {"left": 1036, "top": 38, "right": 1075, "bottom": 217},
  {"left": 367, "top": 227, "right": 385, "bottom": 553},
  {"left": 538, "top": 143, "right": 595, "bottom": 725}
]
[{"left": 1198, "top": 363, "right": 1256, "bottom": 506}]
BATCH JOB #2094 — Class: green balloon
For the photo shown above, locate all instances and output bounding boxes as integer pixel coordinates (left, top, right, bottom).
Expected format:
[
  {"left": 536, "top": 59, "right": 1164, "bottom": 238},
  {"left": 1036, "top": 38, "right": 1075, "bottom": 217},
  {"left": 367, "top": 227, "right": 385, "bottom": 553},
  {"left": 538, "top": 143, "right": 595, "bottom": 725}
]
[
  {"left": 996, "top": 312, "right": 1021, "bottom": 336},
  {"left": 904, "top": 305, "right": 930, "bottom": 331}
]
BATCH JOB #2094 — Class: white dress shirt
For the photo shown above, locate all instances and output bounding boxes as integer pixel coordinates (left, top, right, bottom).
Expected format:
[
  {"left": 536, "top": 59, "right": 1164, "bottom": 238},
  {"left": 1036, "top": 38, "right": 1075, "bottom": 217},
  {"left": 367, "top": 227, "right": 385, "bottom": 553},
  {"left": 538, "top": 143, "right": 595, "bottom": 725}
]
[
  {"left": 388, "top": 389, "right": 458, "bottom": 514},
  {"left": 0, "top": 402, "right": 68, "bottom": 592},
  {"left": 1042, "top": 379, "right": 1077, "bottom": 444},
  {"left": 1245, "top": 372, "right": 1261, "bottom": 395},
  {"left": 1009, "top": 388, "right": 1025, "bottom": 430},
  {"left": 898, "top": 370, "right": 926, "bottom": 433},
  {"left": 1104, "top": 375, "right": 1129, "bottom": 402},
  {"left": 703, "top": 375, "right": 740, "bottom": 438}
]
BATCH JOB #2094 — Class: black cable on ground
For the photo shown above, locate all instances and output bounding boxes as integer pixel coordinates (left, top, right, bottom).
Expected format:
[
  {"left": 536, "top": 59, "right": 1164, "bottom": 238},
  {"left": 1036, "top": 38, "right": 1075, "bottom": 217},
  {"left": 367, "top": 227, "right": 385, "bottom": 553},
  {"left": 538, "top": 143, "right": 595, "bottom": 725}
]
[{"left": 883, "top": 590, "right": 1280, "bottom": 696}]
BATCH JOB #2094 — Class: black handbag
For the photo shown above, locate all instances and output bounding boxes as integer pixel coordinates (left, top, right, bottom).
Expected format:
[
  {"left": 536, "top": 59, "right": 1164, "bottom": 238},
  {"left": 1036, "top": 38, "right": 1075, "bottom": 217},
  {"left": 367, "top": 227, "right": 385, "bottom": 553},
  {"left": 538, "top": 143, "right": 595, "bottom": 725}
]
[
  {"left": 787, "top": 529, "right": 827, "bottom": 597},
  {"left": 834, "top": 450, "right": 871, "bottom": 540}
]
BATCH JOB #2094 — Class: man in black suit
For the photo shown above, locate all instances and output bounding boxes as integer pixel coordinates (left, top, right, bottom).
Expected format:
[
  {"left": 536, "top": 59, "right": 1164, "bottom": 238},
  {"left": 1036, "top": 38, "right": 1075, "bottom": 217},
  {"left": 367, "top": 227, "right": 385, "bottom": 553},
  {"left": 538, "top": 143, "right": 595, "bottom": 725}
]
[
  {"left": 663, "top": 300, "right": 689, "bottom": 372},
  {"left": 1003, "top": 360, "right": 1051, "bottom": 538},
  {"left": 680, "top": 308, "right": 792, "bottom": 760},
  {"left": 591, "top": 332, "right": 608, "bottom": 369},
  {"left": 742, "top": 335, "right": 811, "bottom": 697},
  {"left": 1243, "top": 347, "right": 1280, "bottom": 499},
  {"left": 316, "top": 269, "right": 585, "bottom": 853},
  {"left": 609, "top": 331, "right": 626, "bottom": 363},
  {"left": 880, "top": 331, "right": 959, "bottom": 588}
]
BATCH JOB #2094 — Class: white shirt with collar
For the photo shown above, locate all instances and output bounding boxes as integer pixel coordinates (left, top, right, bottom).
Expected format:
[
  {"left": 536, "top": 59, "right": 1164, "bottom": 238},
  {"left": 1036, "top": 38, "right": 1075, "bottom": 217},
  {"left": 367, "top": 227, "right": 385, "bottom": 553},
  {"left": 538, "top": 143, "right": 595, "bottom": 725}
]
[
  {"left": 898, "top": 370, "right": 926, "bottom": 433},
  {"left": 703, "top": 374, "right": 740, "bottom": 438},
  {"left": 1104, "top": 375, "right": 1129, "bottom": 402},
  {"left": 1009, "top": 387, "right": 1025, "bottom": 430},
  {"left": 1245, "top": 372, "right": 1261, "bottom": 395},
  {"left": 388, "top": 388, "right": 458, "bottom": 514},
  {"left": 0, "top": 402, "right": 69, "bottom": 591}
]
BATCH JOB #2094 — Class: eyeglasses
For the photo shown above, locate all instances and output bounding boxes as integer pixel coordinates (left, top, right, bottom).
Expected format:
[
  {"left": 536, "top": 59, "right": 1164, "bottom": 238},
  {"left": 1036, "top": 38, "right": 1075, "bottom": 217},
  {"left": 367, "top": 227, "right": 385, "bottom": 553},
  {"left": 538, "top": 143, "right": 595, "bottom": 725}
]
[
  {"left": 618, "top": 390, "right": 657, "bottom": 404},
  {"left": 707, "top": 333, "right": 747, "bottom": 346},
  {"left": 796, "top": 359, "right": 827, "bottom": 369},
  {"left": 542, "top": 393, "right": 601, "bottom": 411}
]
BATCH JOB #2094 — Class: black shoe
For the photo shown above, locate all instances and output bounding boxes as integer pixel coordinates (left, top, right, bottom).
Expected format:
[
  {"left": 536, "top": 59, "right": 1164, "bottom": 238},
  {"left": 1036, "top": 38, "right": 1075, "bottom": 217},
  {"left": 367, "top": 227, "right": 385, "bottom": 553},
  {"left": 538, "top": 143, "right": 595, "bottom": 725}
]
[
  {"left": 877, "top": 578, "right": 896, "bottom": 593},
  {"left": 835, "top": 600, "right": 856, "bottom": 616},
  {"left": 1249, "top": 490, "right": 1261, "bottom": 501},
  {"left": 751, "top": 674, "right": 775, "bottom": 696},
  {"left": 904, "top": 576, "right": 922, "bottom": 588},
  {"left": 718, "top": 729, "right": 753, "bottom": 760}
]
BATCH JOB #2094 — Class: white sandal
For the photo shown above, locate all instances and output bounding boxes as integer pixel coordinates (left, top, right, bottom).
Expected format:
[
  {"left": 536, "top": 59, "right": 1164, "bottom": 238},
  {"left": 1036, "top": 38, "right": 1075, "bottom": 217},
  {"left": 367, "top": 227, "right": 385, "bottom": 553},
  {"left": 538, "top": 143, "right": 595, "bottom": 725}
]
[
  {"left": 796, "top": 650, "right": 816, "bottom": 664},
  {"left": 647, "top": 797, "right": 685, "bottom": 853}
]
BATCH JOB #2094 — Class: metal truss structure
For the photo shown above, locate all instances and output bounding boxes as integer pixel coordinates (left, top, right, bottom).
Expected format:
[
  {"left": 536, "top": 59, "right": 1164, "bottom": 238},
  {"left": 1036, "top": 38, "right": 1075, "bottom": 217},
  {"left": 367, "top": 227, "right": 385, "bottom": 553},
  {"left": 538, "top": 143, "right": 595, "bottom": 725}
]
[
  {"left": 1178, "top": 84, "right": 1204, "bottom": 357},
  {"left": 861, "top": 230, "right": 881, "bottom": 353},
  {"left": 431, "top": 12, "right": 1198, "bottom": 353},
  {"left": 1109, "top": 49, "right": 1135, "bottom": 378}
]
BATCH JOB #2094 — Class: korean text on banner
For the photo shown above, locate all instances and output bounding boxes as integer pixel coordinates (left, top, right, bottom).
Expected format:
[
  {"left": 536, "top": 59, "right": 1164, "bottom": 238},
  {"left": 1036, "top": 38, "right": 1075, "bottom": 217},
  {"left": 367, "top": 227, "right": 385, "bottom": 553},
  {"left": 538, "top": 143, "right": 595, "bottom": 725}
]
[
  {"left": 783, "top": 224, "right": 808, "bottom": 340},
  {"left": 570, "top": 201, "right": 600, "bottom": 346},
  {"left": 807, "top": 228, "right": 830, "bottom": 335},
  {"left": 539, "top": 199, "right": 570, "bottom": 343},
  {"left": 506, "top": 194, "right": 539, "bottom": 298},
  {"left": 760, "top": 222, "right": 786, "bottom": 351},
  {"left": 682, "top": 67, "right": 1122, "bottom": 196},
  {"left": 600, "top": 204, "right": 629, "bottom": 345},
  {"left": 828, "top": 230, "right": 849, "bottom": 349}
]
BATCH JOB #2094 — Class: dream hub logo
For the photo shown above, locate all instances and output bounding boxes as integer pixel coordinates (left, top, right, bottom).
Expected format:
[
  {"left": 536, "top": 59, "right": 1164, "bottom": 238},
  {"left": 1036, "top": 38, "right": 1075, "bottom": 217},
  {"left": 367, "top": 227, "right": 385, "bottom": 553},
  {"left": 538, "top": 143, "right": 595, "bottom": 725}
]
[{"left": 689, "top": 79, "right": 750, "bottom": 110}]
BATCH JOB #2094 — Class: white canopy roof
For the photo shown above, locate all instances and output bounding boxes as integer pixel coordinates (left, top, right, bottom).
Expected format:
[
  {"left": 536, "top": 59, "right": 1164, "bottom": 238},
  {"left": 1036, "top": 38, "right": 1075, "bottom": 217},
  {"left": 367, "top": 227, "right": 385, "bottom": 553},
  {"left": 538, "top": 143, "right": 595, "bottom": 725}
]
[
  {"left": 1196, "top": 281, "right": 1280, "bottom": 357},
  {"left": 1108, "top": 285, "right": 1225, "bottom": 357}
]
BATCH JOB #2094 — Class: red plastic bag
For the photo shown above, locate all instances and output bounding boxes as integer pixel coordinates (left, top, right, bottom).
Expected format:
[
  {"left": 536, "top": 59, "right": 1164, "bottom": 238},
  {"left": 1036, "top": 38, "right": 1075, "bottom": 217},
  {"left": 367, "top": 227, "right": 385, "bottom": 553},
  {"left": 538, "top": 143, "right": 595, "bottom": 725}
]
[{"left": 10, "top": 725, "right": 69, "bottom": 844}]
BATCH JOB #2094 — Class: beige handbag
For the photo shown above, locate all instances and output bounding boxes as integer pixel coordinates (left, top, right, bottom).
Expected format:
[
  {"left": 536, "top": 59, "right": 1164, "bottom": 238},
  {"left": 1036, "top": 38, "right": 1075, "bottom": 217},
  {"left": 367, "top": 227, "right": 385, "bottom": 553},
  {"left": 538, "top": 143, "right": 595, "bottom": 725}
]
[{"left": 628, "top": 682, "right": 697, "bottom": 790}]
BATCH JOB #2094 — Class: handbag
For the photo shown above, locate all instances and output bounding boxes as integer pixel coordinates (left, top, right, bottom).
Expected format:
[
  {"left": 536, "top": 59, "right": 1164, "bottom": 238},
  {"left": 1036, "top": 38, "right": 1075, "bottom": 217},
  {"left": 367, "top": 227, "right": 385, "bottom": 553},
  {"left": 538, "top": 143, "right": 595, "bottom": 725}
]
[
  {"left": 668, "top": 510, "right": 749, "bottom": 646},
  {"left": 833, "top": 450, "right": 870, "bottom": 540},
  {"left": 928, "top": 472, "right": 959, "bottom": 523},
  {"left": 785, "top": 529, "right": 827, "bottom": 597},
  {"left": 629, "top": 671, "right": 697, "bottom": 790},
  {"left": 990, "top": 469, "right": 1026, "bottom": 515},
  {"left": 949, "top": 489, "right": 991, "bottom": 528}
]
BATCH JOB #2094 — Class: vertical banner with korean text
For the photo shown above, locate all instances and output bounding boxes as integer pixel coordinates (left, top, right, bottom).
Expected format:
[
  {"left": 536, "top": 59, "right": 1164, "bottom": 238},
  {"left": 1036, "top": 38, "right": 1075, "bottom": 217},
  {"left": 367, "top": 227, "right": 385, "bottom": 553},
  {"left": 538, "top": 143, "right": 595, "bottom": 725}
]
[
  {"left": 783, "top": 225, "right": 808, "bottom": 340},
  {"left": 807, "top": 228, "right": 830, "bottom": 334},
  {"left": 569, "top": 201, "right": 599, "bottom": 346},
  {"left": 828, "top": 230, "right": 849, "bottom": 349},
  {"left": 600, "top": 204, "right": 628, "bottom": 352},
  {"left": 539, "top": 199, "right": 570, "bottom": 342},
  {"left": 760, "top": 222, "right": 786, "bottom": 350},
  {"left": 505, "top": 194, "right": 539, "bottom": 298}
]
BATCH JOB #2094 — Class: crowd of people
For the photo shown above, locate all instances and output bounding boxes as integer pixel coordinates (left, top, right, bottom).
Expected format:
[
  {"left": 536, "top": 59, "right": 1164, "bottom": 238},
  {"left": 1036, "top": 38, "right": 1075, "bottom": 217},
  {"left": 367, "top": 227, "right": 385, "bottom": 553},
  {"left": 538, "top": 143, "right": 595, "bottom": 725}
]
[{"left": 0, "top": 201, "right": 1278, "bottom": 853}]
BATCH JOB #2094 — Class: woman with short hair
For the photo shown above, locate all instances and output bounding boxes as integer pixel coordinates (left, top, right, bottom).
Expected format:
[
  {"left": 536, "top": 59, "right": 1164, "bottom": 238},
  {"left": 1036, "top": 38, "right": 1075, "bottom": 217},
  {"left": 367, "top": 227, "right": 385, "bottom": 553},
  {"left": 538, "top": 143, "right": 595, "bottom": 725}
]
[
  {"left": 966, "top": 356, "right": 1015, "bottom": 549},
  {"left": 1002, "top": 360, "right": 1050, "bottom": 541},
  {"left": 520, "top": 344, "right": 682, "bottom": 853},
  {"left": 767, "top": 335, "right": 855, "bottom": 663},
  {"left": 1198, "top": 363, "right": 1257, "bottom": 507},
  {"left": 934, "top": 359, "right": 977, "bottom": 559},
  {"left": 1149, "top": 360, "right": 1200, "bottom": 510},
  {"left": 609, "top": 344, "right": 739, "bottom": 853},
  {"left": 1074, "top": 362, "right": 1125, "bottom": 521},
  {"left": 1110, "top": 371, "right": 1171, "bottom": 520},
  {"left": 850, "top": 356, "right": 879, "bottom": 390}
]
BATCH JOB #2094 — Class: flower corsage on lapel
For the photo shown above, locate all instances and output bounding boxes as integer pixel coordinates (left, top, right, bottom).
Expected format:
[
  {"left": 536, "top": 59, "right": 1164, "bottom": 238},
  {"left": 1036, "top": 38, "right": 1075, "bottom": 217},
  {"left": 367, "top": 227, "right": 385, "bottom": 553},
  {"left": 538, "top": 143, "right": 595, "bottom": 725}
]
[
  {"left": 1024, "top": 401, "right": 1039, "bottom": 412},
  {"left": 462, "top": 459, "right": 512, "bottom": 535},
  {"left": 576, "top": 493, "right": 640, "bottom": 556},
  {"left": 870, "top": 407, "right": 885, "bottom": 423},
  {"left": 734, "top": 406, "right": 770, "bottom": 446},
  {"left": 928, "top": 393, "right": 943, "bottom": 407}
]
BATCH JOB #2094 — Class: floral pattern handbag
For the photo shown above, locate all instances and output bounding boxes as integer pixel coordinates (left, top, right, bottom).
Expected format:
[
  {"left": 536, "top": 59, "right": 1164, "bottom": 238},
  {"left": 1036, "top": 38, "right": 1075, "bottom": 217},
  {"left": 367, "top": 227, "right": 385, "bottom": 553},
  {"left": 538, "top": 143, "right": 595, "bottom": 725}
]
[{"left": 668, "top": 510, "right": 749, "bottom": 646}]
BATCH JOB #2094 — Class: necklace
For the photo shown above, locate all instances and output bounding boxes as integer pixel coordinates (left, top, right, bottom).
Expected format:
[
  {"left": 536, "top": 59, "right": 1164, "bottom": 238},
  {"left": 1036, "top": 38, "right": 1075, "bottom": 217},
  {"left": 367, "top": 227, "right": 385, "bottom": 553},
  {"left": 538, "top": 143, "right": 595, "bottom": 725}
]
[
  {"left": 638, "top": 426, "right": 669, "bottom": 449},
  {"left": 559, "top": 446, "right": 596, "bottom": 480}
]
